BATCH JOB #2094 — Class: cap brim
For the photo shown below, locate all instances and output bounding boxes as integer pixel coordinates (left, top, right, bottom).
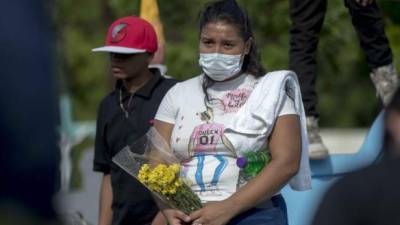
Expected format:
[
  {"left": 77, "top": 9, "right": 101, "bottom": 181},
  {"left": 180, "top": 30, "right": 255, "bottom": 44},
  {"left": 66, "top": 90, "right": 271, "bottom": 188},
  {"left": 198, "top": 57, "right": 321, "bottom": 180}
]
[{"left": 91, "top": 46, "right": 146, "bottom": 54}]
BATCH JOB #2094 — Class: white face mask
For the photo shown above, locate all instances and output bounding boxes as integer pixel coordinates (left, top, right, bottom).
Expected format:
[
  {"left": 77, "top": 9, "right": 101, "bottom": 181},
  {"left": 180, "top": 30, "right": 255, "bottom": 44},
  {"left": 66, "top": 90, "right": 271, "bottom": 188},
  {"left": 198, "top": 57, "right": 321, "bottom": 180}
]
[{"left": 199, "top": 53, "right": 243, "bottom": 81}]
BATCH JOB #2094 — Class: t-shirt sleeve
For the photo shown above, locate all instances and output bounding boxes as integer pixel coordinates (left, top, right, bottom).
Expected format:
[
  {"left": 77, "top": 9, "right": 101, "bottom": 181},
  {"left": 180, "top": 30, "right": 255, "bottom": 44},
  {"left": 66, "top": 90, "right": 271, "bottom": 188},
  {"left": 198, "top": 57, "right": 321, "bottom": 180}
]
[
  {"left": 93, "top": 100, "right": 111, "bottom": 174},
  {"left": 277, "top": 93, "right": 298, "bottom": 116},
  {"left": 155, "top": 83, "right": 180, "bottom": 124}
]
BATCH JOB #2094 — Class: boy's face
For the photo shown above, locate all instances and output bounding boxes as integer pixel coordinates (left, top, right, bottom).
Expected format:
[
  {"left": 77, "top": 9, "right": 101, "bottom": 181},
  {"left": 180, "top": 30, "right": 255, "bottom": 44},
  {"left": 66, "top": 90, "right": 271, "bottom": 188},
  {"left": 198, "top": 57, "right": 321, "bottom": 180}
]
[{"left": 109, "top": 52, "right": 152, "bottom": 80}]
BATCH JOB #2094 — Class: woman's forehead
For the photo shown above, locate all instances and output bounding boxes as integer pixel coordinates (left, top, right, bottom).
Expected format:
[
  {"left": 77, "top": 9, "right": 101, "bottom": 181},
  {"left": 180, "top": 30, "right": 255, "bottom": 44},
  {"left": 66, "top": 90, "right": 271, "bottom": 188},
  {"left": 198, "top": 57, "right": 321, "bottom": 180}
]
[{"left": 201, "top": 21, "right": 242, "bottom": 39}]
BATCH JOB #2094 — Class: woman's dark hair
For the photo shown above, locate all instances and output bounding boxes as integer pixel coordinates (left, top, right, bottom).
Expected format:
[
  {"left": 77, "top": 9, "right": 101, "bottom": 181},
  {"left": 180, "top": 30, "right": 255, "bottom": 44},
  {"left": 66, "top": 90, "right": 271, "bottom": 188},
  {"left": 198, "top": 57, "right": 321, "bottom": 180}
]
[
  {"left": 199, "top": 0, "right": 266, "bottom": 102},
  {"left": 384, "top": 87, "right": 400, "bottom": 157}
]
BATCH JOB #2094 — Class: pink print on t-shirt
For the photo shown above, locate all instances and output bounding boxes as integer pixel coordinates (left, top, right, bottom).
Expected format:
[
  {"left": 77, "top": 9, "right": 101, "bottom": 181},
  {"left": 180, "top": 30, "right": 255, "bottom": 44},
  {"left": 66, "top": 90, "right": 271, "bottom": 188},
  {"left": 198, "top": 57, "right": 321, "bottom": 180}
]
[
  {"left": 222, "top": 88, "right": 252, "bottom": 113},
  {"left": 190, "top": 123, "right": 224, "bottom": 154}
]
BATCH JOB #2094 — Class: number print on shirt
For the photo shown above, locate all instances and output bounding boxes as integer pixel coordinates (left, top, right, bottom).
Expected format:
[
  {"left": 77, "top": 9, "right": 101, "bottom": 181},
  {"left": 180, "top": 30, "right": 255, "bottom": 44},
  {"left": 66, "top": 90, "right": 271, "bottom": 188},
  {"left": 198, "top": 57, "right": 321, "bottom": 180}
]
[{"left": 189, "top": 123, "right": 224, "bottom": 155}]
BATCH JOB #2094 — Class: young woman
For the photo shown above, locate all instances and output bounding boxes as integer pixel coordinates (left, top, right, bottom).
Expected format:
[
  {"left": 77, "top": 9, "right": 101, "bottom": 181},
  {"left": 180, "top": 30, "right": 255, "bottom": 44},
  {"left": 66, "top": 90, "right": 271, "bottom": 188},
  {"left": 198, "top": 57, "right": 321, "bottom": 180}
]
[{"left": 154, "top": 0, "right": 310, "bottom": 224}]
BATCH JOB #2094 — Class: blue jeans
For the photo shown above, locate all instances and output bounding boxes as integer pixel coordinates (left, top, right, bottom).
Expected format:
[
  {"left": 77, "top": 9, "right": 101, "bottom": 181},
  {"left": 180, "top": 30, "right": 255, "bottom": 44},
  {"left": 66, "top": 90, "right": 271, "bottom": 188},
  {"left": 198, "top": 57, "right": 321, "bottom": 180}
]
[{"left": 227, "top": 194, "right": 288, "bottom": 225}]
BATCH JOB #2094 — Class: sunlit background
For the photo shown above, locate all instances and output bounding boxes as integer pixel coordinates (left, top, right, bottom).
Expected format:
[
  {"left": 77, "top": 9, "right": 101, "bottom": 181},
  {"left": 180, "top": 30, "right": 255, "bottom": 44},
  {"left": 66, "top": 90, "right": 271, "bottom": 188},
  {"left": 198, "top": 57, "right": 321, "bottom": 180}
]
[
  {"left": 54, "top": 0, "right": 400, "bottom": 126},
  {"left": 52, "top": 0, "right": 400, "bottom": 224}
]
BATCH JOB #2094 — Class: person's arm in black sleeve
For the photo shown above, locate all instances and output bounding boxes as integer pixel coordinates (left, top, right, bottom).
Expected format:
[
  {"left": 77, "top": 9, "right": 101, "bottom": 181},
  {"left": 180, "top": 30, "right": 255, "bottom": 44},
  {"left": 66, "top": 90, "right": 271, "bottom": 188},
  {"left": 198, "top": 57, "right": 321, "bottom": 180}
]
[
  {"left": 93, "top": 99, "right": 111, "bottom": 174},
  {"left": 93, "top": 100, "right": 113, "bottom": 225}
]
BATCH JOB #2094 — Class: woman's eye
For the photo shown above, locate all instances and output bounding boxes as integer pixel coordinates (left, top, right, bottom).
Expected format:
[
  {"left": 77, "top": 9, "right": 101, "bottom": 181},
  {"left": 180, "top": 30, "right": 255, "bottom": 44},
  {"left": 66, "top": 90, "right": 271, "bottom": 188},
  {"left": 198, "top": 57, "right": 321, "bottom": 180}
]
[
  {"left": 203, "top": 41, "right": 213, "bottom": 46},
  {"left": 224, "top": 43, "right": 234, "bottom": 48}
]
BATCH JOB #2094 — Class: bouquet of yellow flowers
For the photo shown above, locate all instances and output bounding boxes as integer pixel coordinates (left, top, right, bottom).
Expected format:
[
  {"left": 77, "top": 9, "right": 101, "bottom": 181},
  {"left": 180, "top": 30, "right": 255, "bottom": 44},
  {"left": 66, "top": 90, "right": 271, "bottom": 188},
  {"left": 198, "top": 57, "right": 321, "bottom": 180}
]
[
  {"left": 112, "top": 128, "right": 202, "bottom": 214},
  {"left": 137, "top": 163, "right": 201, "bottom": 213}
]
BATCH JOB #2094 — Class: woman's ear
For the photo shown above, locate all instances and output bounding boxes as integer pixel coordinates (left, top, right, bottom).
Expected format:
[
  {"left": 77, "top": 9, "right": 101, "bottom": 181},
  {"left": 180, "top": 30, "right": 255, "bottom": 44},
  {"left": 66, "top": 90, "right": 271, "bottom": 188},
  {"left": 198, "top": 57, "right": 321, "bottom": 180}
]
[{"left": 244, "top": 37, "right": 252, "bottom": 55}]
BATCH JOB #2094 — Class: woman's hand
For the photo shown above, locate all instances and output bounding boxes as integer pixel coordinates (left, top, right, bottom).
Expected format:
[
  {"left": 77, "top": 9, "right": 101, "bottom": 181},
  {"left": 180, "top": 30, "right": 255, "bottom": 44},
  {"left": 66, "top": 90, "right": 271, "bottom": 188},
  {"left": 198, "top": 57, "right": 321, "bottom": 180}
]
[
  {"left": 189, "top": 200, "right": 239, "bottom": 225},
  {"left": 162, "top": 208, "right": 191, "bottom": 225},
  {"left": 151, "top": 211, "right": 168, "bottom": 225}
]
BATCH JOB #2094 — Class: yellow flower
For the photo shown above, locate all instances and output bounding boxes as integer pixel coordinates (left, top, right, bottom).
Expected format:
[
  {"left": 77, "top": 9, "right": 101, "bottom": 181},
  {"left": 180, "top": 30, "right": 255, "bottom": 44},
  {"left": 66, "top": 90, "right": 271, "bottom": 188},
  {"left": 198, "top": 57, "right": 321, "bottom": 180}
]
[
  {"left": 174, "top": 178, "right": 183, "bottom": 187},
  {"left": 138, "top": 173, "right": 147, "bottom": 183},
  {"left": 167, "top": 186, "right": 177, "bottom": 195},
  {"left": 170, "top": 164, "right": 180, "bottom": 174},
  {"left": 138, "top": 164, "right": 151, "bottom": 183},
  {"left": 141, "top": 164, "right": 150, "bottom": 172},
  {"left": 138, "top": 163, "right": 185, "bottom": 195},
  {"left": 147, "top": 172, "right": 159, "bottom": 184}
]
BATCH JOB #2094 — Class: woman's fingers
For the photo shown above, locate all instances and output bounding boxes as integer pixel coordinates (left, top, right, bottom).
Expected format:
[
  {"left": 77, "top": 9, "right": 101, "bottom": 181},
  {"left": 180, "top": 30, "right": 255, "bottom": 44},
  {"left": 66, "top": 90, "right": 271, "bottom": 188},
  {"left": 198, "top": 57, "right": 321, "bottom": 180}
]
[
  {"left": 189, "top": 209, "right": 203, "bottom": 221},
  {"left": 173, "top": 210, "right": 191, "bottom": 223},
  {"left": 162, "top": 209, "right": 191, "bottom": 225},
  {"left": 192, "top": 219, "right": 203, "bottom": 225}
]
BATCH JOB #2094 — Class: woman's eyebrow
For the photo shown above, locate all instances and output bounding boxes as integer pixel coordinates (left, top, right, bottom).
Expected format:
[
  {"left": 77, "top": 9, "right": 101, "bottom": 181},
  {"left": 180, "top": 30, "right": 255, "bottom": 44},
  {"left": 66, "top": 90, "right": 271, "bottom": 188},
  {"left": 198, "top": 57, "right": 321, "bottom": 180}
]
[
  {"left": 221, "top": 38, "right": 241, "bottom": 44},
  {"left": 200, "top": 35, "right": 212, "bottom": 40},
  {"left": 222, "top": 39, "right": 237, "bottom": 43}
]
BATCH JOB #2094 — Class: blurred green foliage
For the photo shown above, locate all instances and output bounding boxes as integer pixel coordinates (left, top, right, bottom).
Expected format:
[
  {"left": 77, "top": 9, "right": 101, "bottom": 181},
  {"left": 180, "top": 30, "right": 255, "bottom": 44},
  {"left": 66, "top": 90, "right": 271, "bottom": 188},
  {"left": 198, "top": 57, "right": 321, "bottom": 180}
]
[{"left": 54, "top": 0, "right": 400, "bottom": 127}]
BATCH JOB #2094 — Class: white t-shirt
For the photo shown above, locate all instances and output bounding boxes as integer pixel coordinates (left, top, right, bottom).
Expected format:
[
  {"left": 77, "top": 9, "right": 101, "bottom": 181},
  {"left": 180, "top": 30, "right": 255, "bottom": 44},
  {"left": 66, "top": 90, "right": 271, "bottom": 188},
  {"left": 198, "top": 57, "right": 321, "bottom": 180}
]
[{"left": 155, "top": 73, "right": 297, "bottom": 202}]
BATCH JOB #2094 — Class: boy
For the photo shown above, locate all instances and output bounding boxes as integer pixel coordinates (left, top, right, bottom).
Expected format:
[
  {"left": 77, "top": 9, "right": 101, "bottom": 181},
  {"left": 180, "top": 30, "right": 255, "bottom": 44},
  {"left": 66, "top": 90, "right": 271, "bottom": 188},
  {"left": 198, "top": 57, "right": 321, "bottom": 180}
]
[{"left": 92, "top": 16, "right": 176, "bottom": 225}]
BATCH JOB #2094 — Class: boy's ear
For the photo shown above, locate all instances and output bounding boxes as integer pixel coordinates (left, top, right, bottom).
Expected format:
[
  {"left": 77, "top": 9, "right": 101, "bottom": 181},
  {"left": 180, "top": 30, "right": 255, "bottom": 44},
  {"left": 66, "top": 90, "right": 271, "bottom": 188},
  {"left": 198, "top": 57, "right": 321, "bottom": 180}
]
[{"left": 147, "top": 53, "right": 154, "bottom": 64}]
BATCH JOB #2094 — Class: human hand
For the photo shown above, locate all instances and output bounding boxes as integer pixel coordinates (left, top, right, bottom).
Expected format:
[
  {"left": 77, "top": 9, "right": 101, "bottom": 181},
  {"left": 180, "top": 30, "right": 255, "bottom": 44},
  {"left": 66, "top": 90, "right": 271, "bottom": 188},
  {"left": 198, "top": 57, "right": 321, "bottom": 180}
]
[
  {"left": 161, "top": 208, "right": 191, "bottom": 225},
  {"left": 189, "top": 200, "right": 239, "bottom": 225},
  {"left": 151, "top": 211, "right": 168, "bottom": 225},
  {"left": 355, "top": 0, "right": 374, "bottom": 7}
]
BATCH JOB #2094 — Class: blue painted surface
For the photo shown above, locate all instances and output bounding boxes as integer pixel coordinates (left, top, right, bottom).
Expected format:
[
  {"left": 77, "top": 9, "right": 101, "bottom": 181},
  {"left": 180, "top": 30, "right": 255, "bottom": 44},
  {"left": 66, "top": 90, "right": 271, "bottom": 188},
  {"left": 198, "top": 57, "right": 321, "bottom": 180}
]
[
  {"left": 282, "top": 111, "right": 384, "bottom": 225},
  {"left": 60, "top": 95, "right": 96, "bottom": 142},
  {"left": 59, "top": 95, "right": 96, "bottom": 191}
]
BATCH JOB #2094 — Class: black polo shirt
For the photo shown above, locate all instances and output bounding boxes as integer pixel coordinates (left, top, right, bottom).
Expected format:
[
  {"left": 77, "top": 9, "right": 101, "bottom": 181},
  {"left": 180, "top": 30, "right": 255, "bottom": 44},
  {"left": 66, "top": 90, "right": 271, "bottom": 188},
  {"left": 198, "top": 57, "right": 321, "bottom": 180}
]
[{"left": 93, "top": 69, "right": 177, "bottom": 225}]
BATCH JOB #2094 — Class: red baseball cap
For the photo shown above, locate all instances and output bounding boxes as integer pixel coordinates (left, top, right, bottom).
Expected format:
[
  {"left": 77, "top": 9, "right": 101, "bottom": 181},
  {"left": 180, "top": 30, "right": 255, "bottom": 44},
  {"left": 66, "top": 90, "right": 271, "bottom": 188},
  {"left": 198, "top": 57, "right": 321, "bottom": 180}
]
[{"left": 92, "top": 16, "right": 158, "bottom": 54}]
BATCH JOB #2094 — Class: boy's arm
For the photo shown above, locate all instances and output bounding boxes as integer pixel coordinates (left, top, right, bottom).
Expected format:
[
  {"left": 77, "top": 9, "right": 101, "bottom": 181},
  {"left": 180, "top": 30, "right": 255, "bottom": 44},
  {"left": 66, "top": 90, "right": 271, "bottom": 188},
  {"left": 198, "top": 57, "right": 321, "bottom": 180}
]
[{"left": 98, "top": 174, "right": 113, "bottom": 225}]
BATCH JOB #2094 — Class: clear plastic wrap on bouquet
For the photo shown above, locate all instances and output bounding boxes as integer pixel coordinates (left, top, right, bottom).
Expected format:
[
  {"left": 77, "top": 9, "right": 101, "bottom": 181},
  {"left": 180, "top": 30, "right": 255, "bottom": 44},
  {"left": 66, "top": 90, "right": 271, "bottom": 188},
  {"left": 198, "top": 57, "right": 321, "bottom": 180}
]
[{"left": 112, "top": 127, "right": 202, "bottom": 214}]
